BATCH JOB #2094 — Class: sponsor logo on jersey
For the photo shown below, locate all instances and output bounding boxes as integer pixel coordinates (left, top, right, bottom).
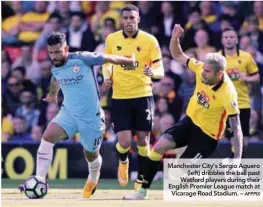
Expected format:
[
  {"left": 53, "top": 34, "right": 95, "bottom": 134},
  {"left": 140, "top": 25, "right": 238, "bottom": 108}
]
[
  {"left": 57, "top": 75, "right": 84, "bottom": 86},
  {"left": 197, "top": 90, "right": 210, "bottom": 109}
]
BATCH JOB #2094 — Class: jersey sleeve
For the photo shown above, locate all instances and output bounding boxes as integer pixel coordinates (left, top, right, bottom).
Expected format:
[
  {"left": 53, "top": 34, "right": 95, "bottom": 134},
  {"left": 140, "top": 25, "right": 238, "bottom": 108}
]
[
  {"left": 149, "top": 36, "right": 162, "bottom": 67},
  {"left": 77, "top": 51, "right": 105, "bottom": 66},
  {"left": 186, "top": 58, "right": 203, "bottom": 73},
  {"left": 247, "top": 53, "right": 258, "bottom": 75},
  {"left": 218, "top": 86, "right": 240, "bottom": 116}
]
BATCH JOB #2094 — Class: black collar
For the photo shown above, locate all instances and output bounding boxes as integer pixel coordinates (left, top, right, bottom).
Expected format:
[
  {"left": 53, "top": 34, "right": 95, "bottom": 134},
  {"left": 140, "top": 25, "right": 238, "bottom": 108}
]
[
  {"left": 122, "top": 30, "right": 139, "bottom": 39},
  {"left": 212, "top": 74, "right": 224, "bottom": 91}
]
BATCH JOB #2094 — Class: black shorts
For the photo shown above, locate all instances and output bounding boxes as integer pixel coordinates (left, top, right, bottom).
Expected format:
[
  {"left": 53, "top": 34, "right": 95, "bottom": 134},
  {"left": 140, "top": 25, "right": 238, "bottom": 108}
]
[
  {"left": 111, "top": 96, "right": 154, "bottom": 133},
  {"left": 225, "top": 108, "right": 251, "bottom": 139},
  {"left": 163, "top": 116, "right": 218, "bottom": 158}
]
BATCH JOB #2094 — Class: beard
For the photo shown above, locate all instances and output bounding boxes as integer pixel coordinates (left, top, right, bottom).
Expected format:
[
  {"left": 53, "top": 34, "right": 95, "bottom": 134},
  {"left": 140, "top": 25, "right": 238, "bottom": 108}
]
[{"left": 53, "top": 58, "right": 66, "bottom": 67}]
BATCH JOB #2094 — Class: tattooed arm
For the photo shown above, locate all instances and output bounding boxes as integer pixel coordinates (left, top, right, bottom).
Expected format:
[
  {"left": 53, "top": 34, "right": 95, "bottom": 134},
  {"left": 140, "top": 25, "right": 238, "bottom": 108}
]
[
  {"left": 42, "top": 76, "right": 60, "bottom": 103},
  {"left": 228, "top": 115, "right": 243, "bottom": 158}
]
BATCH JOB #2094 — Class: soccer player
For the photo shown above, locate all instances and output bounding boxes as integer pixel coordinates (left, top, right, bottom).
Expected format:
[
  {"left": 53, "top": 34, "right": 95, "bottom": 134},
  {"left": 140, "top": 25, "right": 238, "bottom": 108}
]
[
  {"left": 124, "top": 24, "right": 243, "bottom": 200},
  {"left": 21, "top": 32, "right": 136, "bottom": 199},
  {"left": 102, "top": 5, "right": 164, "bottom": 190},
  {"left": 219, "top": 28, "right": 259, "bottom": 158}
]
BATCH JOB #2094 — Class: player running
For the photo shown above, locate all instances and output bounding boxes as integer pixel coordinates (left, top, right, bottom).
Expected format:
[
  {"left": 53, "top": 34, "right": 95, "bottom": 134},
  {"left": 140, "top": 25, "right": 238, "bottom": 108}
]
[
  {"left": 124, "top": 24, "right": 243, "bottom": 200},
  {"left": 20, "top": 32, "right": 136, "bottom": 199}
]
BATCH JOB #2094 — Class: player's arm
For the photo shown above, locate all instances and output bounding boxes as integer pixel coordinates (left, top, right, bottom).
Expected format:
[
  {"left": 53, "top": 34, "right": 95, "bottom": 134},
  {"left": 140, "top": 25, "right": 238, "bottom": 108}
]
[
  {"left": 102, "top": 54, "right": 135, "bottom": 66},
  {"left": 144, "top": 37, "right": 164, "bottom": 79},
  {"left": 239, "top": 54, "right": 260, "bottom": 83},
  {"left": 220, "top": 88, "right": 243, "bottom": 158},
  {"left": 169, "top": 24, "right": 190, "bottom": 67},
  {"left": 43, "top": 76, "right": 60, "bottom": 103},
  {"left": 228, "top": 115, "right": 243, "bottom": 159}
]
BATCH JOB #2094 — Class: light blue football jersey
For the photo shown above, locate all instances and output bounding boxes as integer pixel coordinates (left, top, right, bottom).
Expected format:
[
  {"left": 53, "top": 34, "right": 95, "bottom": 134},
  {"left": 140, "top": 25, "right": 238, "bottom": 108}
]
[{"left": 51, "top": 52, "right": 104, "bottom": 124}]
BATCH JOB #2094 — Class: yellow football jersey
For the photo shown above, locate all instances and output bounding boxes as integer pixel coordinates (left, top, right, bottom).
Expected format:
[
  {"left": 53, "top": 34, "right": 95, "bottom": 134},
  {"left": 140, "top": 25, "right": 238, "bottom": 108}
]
[
  {"left": 218, "top": 50, "right": 258, "bottom": 109},
  {"left": 186, "top": 58, "right": 239, "bottom": 140},
  {"left": 103, "top": 30, "right": 163, "bottom": 99}
]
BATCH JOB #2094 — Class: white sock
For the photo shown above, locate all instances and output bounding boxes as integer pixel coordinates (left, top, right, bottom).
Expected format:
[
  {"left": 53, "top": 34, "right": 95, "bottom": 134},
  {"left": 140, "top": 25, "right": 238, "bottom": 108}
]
[
  {"left": 36, "top": 139, "right": 55, "bottom": 181},
  {"left": 85, "top": 155, "right": 102, "bottom": 183}
]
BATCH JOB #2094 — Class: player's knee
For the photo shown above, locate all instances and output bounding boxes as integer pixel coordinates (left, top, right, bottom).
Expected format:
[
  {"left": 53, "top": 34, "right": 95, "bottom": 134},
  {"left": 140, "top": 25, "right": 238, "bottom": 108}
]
[
  {"left": 84, "top": 149, "right": 99, "bottom": 162},
  {"left": 117, "top": 138, "right": 131, "bottom": 149},
  {"left": 42, "top": 130, "right": 56, "bottom": 144}
]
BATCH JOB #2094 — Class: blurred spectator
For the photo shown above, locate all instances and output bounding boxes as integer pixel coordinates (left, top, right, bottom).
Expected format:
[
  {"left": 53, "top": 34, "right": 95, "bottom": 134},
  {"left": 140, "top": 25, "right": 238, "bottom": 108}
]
[
  {"left": 12, "top": 46, "right": 41, "bottom": 84},
  {"left": 38, "top": 60, "right": 52, "bottom": 99},
  {"left": 177, "top": 50, "right": 196, "bottom": 115},
  {"left": 151, "top": 114, "right": 162, "bottom": 143},
  {"left": 156, "top": 97, "right": 169, "bottom": 116},
  {"left": 240, "top": 35, "right": 252, "bottom": 50},
  {"left": 18, "top": 1, "right": 50, "bottom": 43},
  {"left": 138, "top": 2, "right": 158, "bottom": 34},
  {"left": 4, "top": 76, "right": 23, "bottom": 115},
  {"left": 158, "top": 2, "right": 183, "bottom": 47},
  {"left": 246, "top": 44, "right": 263, "bottom": 134},
  {"left": 2, "top": 1, "right": 23, "bottom": 46},
  {"left": 29, "top": 125, "right": 43, "bottom": 142},
  {"left": 1, "top": 61, "right": 11, "bottom": 94},
  {"left": 220, "top": 1, "right": 244, "bottom": 31},
  {"left": 242, "top": 2, "right": 263, "bottom": 32},
  {"left": 32, "top": 12, "right": 63, "bottom": 61},
  {"left": 2, "top": 101, "right": 14, "bottom": 142},
  {"left": 190, "top": 29, "right": 216, "bottom": 61},
  {"left": 103, "top": 108, "right": 116, "bottom": 143},
  {"left": 90, "top": 2, "right": 120, "bottom": 41},
  {"left": 156, "top": 76, "right": 182, "bottom": 122},
  {"left": 199, "top": 2, "right": 219, "bottom": 32},
  {"left": 42, "top": 103, "right": 59, "bottom": 129},
  {"left": 10, "top": 116, "right": 32, "bottom": 142},
  {"left": 159, "top": 113, "right": 175, "bottom": 134},
  {"left": 240, "top": 16, "right": 263, "bottom": 53},
  {"left": 253, "top": 1, "right": 263, "bottom": 32},
  {"left": 182, "top": 7, "right": 211, "bottom": 50},
  {"left": 11, "top": 66, "right": 37, "bottom": 95},
  {"left": 66, "top": 11, "right": 97, "bottom": 52},
  {"left": 15, "top": 90, "right": 40, "bottom": 129}
]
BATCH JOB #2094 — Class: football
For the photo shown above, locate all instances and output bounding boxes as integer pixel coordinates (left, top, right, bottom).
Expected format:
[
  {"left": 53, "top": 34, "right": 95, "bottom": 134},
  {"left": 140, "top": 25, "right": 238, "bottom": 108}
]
[{"left": 24, "top": 176, "right": 48, "bottom": 199}]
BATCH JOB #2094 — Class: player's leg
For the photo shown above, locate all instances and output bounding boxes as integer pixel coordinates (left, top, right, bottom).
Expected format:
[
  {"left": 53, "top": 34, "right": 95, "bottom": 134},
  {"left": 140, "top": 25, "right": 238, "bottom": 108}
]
[
  {"left": 124, "top": 116, "right": 191, "bottom": 200},
  {"left": 36, "top": 110, "right": 77, "bottom": 181},
  {"left": 78, "top": 119, "right": 104, "bottom": 198},
  {"left": 82, "top": 149, "right": 102, "bottom": 198},
  {"left": 134, "top": 96, "right": 154, "bottom": 190},
  {"left": 134, "top": 131, "right": 150, "bottom": 190},
  {"left": 111, "top": 98, "right": 133, "bottom": 186}
]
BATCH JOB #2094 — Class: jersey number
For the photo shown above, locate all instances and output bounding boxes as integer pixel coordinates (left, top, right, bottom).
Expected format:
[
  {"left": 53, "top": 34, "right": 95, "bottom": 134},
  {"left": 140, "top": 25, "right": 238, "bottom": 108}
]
[
  {"left": 94, "top": 136, "right": 102, "bottom": 147},
  {"left": 146, "top": 109, "right": 152, "bottom": 121}
]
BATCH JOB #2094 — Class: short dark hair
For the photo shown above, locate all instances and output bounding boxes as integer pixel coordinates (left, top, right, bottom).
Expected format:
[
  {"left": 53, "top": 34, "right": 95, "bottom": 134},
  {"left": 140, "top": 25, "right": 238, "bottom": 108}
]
[
  {"left": 121, "top": 4, "right": 139, "bottom": 15},
  {"left": 48, "top": 12, "right": 62, "bottom": 22},
  {"left": 47, "top": 32, "right": 66, "bottom": 46},
  {"left": 222, "top": 27, "right": 237, "bottom": 34},
  {"left": 13, "top": 66, "right": 26, "bottom": 76}
]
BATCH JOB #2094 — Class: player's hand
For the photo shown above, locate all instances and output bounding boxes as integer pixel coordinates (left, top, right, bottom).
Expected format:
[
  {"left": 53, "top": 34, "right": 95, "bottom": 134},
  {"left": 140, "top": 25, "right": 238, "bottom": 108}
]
[
  {"left": 103, "top": 79, "right": 112, "bottom": 90},
  {"left": 144, "top": 65, "right": 153, "bottom": 77},
  {"left": 238, "top": 72, "right": 247, "bottom": 82},
  {"left": 43, "top": 94, "right": 57, "bottom": 104},
  {"left": 172, "top": 24, "right": 184, "bottom": 38}
]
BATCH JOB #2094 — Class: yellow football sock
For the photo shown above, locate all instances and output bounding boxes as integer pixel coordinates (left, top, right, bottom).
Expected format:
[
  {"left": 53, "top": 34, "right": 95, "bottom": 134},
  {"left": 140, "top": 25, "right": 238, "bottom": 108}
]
[
  {"left": 149, "top": 150, "right": 162, "bottom": 161},
  {"left": 116, "top": 142, "right": 130, "bottom": 154},
  {"left": 137, "top": 145, "right": 149, "bottom": 157}
]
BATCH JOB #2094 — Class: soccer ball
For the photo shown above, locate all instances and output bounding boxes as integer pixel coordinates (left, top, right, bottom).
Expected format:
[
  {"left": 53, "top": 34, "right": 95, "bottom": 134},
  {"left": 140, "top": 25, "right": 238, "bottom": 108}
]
[{"left": 24, "top": 176, "right": 48, "bottom": 199}]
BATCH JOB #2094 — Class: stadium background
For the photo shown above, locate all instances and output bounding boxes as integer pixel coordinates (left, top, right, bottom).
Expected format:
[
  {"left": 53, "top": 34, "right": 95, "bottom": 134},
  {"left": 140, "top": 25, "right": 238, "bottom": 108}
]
[{"left": 1, "top": 0, "right": 263, "bottom": 188}]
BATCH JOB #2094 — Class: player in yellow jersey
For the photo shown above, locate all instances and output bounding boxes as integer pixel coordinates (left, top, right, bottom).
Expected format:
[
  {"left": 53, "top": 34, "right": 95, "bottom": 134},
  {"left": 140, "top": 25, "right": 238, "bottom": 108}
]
[
  {"left": 219, "top": 28, "right": 259, "bottom": 158},
  {"left": 124, "top": 24, "right": 243, "bottom": 200},
  {"left": 102, "top": 5, "right": 164, "bottom": 190}
]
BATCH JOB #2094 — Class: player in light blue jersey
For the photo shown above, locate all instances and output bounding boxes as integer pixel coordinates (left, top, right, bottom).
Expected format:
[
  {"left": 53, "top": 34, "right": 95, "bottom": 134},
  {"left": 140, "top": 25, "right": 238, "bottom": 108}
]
[{"left": 21, "top": 32, "right": 136, "bottom": 199}]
